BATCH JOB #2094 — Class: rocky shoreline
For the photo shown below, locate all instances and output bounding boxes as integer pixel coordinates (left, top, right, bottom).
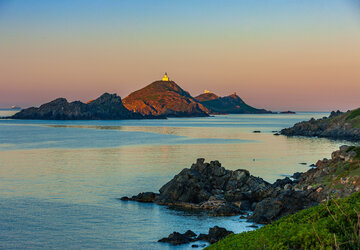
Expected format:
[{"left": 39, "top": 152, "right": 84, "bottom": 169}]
[
  {"left": 121, "top": 145, "right": 360, "bottom": 245},
  {"left": 281, "top": 109, "right": 360, "bottom": 141}
]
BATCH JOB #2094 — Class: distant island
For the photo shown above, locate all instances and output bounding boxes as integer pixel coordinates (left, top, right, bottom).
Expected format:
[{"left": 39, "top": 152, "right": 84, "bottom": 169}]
[
  {"left": 280, "top": 110, "right": 296, "bottom": 114},
  {"left": 11, "top": 93, "right": 149, "bottom": 120},
  {"left": 8, "top": 73, "right": 273, "bottom": 120},
  {"left": 195, "top": 91, "right": 272, "bottom": 114}
]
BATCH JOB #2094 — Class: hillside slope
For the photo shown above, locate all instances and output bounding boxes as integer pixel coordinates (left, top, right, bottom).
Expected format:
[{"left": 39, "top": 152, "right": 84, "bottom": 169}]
[
  {"left": 195, "top": 93, "right": 272, "bottom": 114},
  {"left": 281, "top": 109, "right": 360, "bottom": 141},
  {"left": 123, "top": 81, "right": 209, "bottom": 117},
  {"left": 208, "top": 191, "right": 360, "bottom": 249}
]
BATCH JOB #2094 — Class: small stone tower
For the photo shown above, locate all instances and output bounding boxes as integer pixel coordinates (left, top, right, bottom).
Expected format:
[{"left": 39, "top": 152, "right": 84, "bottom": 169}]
[{"left": 162, "top": 72, "right": 170, "bottom": 81}]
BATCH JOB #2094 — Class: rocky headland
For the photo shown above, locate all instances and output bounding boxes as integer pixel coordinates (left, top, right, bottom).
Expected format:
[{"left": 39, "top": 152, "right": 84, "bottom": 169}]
[
  {"left": 10, "top": 93, "right": 154, "bottom": 120},
  {"left": 121, "top": 146, "right": 360, "bottom": 245},
  {"left": 195, "top": 92, "right": 272, "bottom": 114},
  {"left": 281, "top": 109, "right": 360, "bottom": 141}
]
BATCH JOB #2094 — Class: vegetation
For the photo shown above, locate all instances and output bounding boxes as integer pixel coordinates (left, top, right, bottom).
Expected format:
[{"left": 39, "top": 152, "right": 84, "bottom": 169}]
[{"left": 207, "top": 192, "right": 360, "bottom": 250}]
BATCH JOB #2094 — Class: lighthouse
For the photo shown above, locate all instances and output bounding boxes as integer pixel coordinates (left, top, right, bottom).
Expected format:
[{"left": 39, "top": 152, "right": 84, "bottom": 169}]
[{"left": 162, "top": 72, "right": 170, "bottom": 81}]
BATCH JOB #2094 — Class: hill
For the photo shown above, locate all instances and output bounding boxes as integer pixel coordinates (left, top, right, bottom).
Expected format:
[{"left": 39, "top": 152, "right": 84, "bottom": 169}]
[
  {"left": 123, "top": 80, "right": 209, "bottom": 117},
  {"left": 11, "top": 93, "right": 146, "bottom": 120},
  {"left": 281, "top": 108, "right": 360, "bottom": 141},
  {"left": 195, "top": 92, "right": 272, "bottom": 114}
]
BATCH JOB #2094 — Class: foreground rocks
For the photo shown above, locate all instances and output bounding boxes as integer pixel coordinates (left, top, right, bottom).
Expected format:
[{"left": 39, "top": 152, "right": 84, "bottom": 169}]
[
  {"left": 158, "top": 226, "right": 233, "bottom": 245},
  {"left": 121, "top": 146, "right": 360, "bottom": 226},
  {"left": 121, "top": 158, "right": 273, "bottom": 217}
]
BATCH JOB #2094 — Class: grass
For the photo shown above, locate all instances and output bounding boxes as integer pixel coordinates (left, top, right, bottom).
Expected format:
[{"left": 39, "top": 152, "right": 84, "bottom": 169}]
[
  {"left": 207, "top": 192, "right": 360, "bottom": 250},
  {"left": 346, "top": 108, "right": 360, "bottom": 121}
]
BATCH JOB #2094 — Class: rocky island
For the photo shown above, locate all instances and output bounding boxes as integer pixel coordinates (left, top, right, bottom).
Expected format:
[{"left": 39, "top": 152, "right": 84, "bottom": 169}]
[
  {"left": 195, "top": 91, "right": 272, "bottom": 114},
  {"left": 123, "top": 73, "right": 210, "bottom": 117},
  {"left": 11, "top": 93, "right": 148, "bottom": 120},
  {"left": 281, "top": 108, "right": 360, "bottom": 141}
]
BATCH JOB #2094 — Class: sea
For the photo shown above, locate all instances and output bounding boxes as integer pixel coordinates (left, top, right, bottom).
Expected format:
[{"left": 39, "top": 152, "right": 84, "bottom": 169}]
[{"left": 0, "top": 111, "right": 354, "bottom": 249}]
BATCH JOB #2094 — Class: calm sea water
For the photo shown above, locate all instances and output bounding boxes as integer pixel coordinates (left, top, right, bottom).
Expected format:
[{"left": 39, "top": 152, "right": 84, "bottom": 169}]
[{"left": 0, "top": 112, "right": 353, "bottom": 249}]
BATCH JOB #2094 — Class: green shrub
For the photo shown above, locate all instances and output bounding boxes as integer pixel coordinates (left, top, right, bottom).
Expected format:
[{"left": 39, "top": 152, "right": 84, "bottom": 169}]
[{"left": 207, "top": 192, "right": 360, "bottom": 250}]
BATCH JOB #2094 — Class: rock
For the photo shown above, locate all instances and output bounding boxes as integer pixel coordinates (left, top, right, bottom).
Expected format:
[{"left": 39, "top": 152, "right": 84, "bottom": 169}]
[
  {"left": 159, "top": 226, "right": 232, "bottom": 245},
  {"left": 247, "top": 224, "right": 258, "bottom": 228},
  {"left": 249, "top": 190, "right": 313, "bottom": 224},
  {"left": 184, "top": 230, "right": 197, "bottom": 238},
  {"left": 208, "top": 203, "right": 245, "bottom": 216},
  {"left": 280, "top": 109, "right": 360, "bottom": 141},
  {"left": 273, "top": 133, "right": 281, "bottom": 136},
  {"left": 158, "top": 232, "right": 194, "bottom": 245},
  {"left": 299, "top": 163, "right": 307, "bottom": 165},
  {"left": 253, "top": 130, "right": 261, "bottom": 133},
  {"left": 197, "top": 226, "right": 233, "bottom": 244},
  {"left": 273, "top": 177, "right": 293, "bottom": 188},
  {"left": 291, "top": 172, "right": 302, "bottom": 179},
  {"left": 153, "top": 159, "right": 272, "bottom": 214},
  {"left": 121, "top": 192, "right": 159, "bottom": 203}
]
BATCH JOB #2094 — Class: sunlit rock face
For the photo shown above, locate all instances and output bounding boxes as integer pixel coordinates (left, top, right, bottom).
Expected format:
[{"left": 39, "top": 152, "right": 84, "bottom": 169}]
[{"left": 123, "top": 76, "right": 209, "bottom": 117}]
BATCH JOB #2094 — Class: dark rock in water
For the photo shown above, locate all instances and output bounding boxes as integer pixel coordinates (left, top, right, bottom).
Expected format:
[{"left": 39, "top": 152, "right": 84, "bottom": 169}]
[
  {"left": 184, "top": 230, "right": 197, "bottom": 238},
  {"left": 158, "top": 232, "right": 195, "bottom": 245},
  {"left": 309, "top": 164, "right": 316, "bottom": 168},
  {"left": 158, "top": 226, "right": 232, "bottom": 245},
  {"left": 197, "top": 226, "right": 233, "bottom": 244},
  {"left": 280, "top": 111, "right": 296, "bottom": 114},
  {"left": 299, "top": 163, "right": 307, "bottom": 165},
  {"left": 120, "top": 196, "right": 130, "bottom": 201},
  {"left": 273, "top": 177, "right": 293, "bottom": 188},
  {"left": 12, "top": 93, "right": 151, "bottom": 120},
  {"left": 291, "top": 172, "right": 302, "bottom": 180},
  {"left": 153, "top": 158, "right": 273, "bottom": 215},
  {"left": 121, "top": 192, "right": 159, "bottom": 203},
  {"left": 253, "top": 130, "right": 261, "bottom": 133},
  {"left": 247, "top": 224, "right": 258, "bottom": 228},
  {"left": 273, "top": 133, "right": 280, "bottom": 136}
]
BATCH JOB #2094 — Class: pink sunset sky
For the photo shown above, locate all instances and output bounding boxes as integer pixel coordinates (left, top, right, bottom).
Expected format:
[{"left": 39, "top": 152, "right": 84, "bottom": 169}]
[{"left": 0, "top": 0, "right": 359, "bottom": 111}]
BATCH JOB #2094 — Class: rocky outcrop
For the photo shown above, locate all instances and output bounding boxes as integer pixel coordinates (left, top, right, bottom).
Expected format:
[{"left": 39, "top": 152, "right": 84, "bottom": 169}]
[
  {"left": 11, "top": 93, "right": 150, "bottom": 120},
  {"left": 195, "top": 92, "right": 272, "bottom": 114},
  {"left": 122, "top": 159, "right": 274, "bottom": 216},
  {"left": 122, "top": 146, "right": 360, "bottom": 225},
  {"left": 281, "top": 109, "right": 360, "bottom": 141},
  {"left": 158, "top": 226, "right": 233, "bottom": 245},
  {"left": 123, "top": 81, "right": 209, "bottom": 117}
]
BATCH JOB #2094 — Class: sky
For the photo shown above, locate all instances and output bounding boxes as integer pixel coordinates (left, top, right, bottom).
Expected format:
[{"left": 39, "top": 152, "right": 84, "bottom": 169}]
[{"left": 0, "top": 0, "right": 359, "bottom": 111}]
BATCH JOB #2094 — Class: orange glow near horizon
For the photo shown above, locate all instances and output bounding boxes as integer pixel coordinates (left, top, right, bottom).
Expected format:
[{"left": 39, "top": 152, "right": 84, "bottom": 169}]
[{"left": 0, "top": 1, "right": 359, "bottom": 111}]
